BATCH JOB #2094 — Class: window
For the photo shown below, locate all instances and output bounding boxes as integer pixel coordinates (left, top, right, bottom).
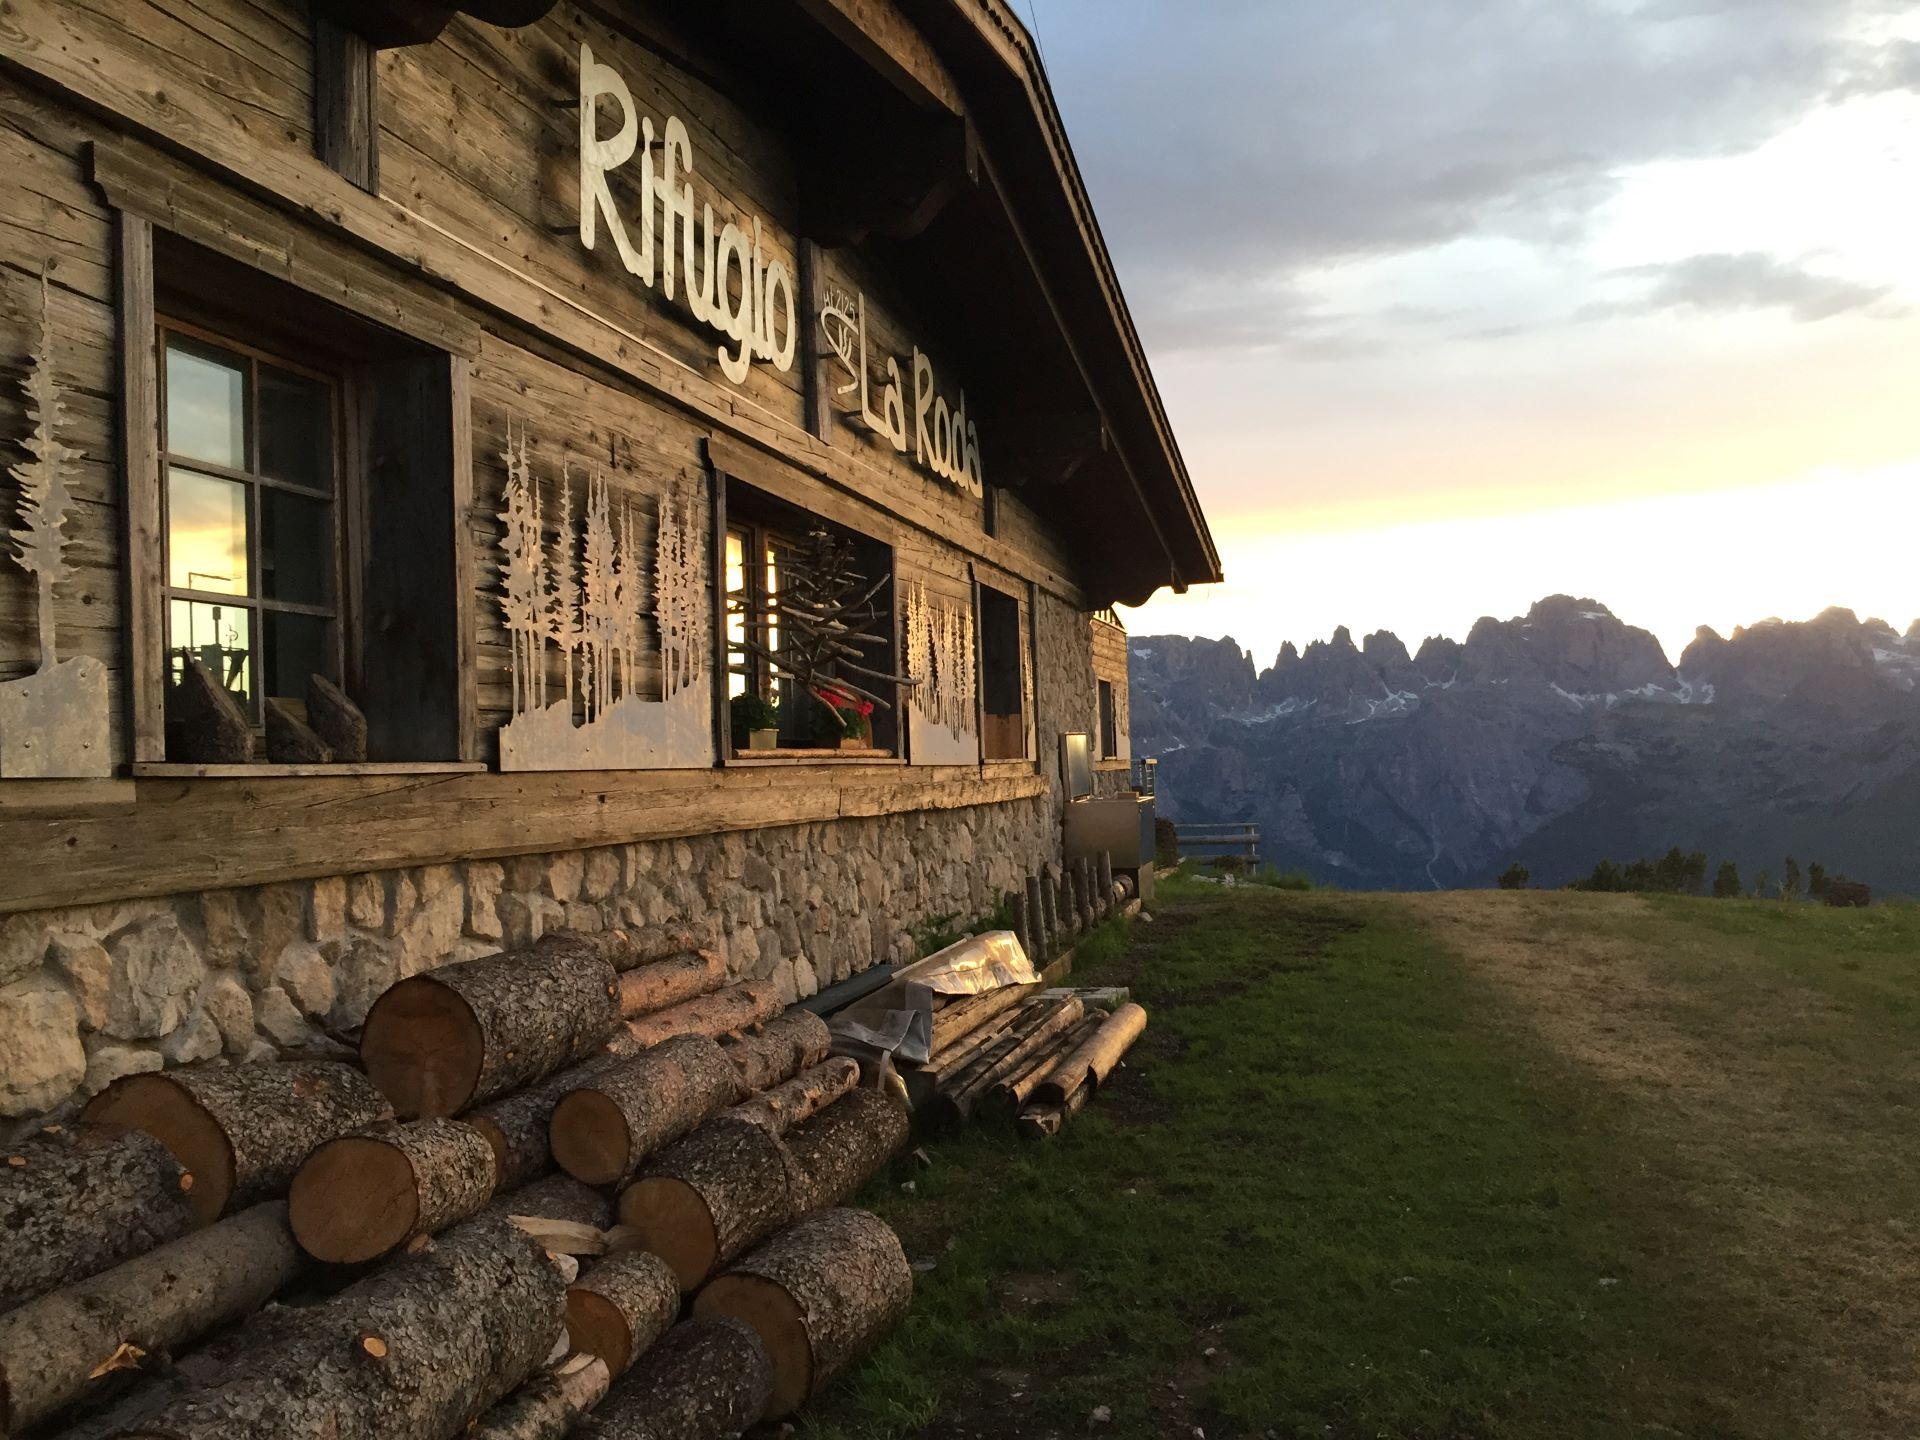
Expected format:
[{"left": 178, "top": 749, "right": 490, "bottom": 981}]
[
  {"left": 721, "top": 479, "right": 899, "bottom": 758},
  {"left": 160, "top": 323, "right": 341, "bottom": 724},
  {"left": 977, "top": 582, "right": 1027, "bottom": 760},
  {"left": 1098, "top": 678, "right": 1118, "bottom": 760}
]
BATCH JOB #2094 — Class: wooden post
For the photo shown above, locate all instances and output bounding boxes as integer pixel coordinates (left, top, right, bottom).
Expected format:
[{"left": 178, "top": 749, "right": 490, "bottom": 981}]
[
  {"left": 313, "top": 17, "right": 379, "bottom": 193},
  {"left": 1005, "top": 889, "right": 1032, "bottom": 961},
  {"left": 1097, "top": 851, "right": 1115, "bottom": 920},
  {"left": 115, "top": 211, "right": 164, "bottom": 764},
  {"left": 797, "top": 239, "right": 831, "bottom": 440},
  {"left": 1026, "top": 873, "right": 1049, "bottom": 957}
]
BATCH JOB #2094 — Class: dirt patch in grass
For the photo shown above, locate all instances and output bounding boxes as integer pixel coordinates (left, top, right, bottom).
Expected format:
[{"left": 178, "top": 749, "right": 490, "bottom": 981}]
[{"left": 1400, "top": 889, "right": 1920, "bottom": 1436}]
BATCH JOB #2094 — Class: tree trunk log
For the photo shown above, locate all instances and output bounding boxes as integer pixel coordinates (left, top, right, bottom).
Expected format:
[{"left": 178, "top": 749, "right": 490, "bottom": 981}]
[
  {"left": 607, "top": 980, "right": 784, "bottom": 1055},
  {"left": 465, "top": 1055, "right": 620, "bottom": 1193},
  {"left": 716, "top": 1009, "right": 831, "bottom": 1093},
  {"left": 1019, "top": 1077, "right": 1092, "bottom": 1139},
  {"left": 0, "top": 1124, "right": 194, "bottom": 1315},
  {"left": 564, "top": 1250, "right": 680, "bottom": 1376},
  {"left": 927, "top": 983, "right": 1038, "bottom": 1056},
  {"left": 0, "top": 1201, "right": 297, "bottom": 1434},
  {"left": 551, "top": 1035, "right": 743, "bottom": 1186},
  {"left": 782, "top": 1089, "right": 909, "bottom": 1213},
  {"left": 1097, "top": 852, "right": 1115, "bottom": 919},
  {"left": 929, "top": 998, "right": 1085, "bottom": 1127},
  {"left": 289, "top": 1118, "right": 498, "bottom": 1264},
  {"left": 1033, "top": 1002, "right": 1148, "bottom": 1107},
  {"left": 693, "top": 1208, "right": 911, "bottom": 1419},
  {"left": 115, "top": 1211, "right": 566, "bottom": 1440},
  {"left": 617, "top": 949, "right": 727, "bottom": 1018},
  {"left": 608, "top": 924, "right": 708, "bottom": 972},
  {"left": 616, "top": 1117, "right": 800, "bottom": 1292},
  {"left": 484, "top": 1172, "right": 614, "bottom": 1231},
  {"left": 591, "top": 1318, "right": 771, "bottom": 1440},
  {"left": 360, "top": 934, "right": 623, "bottom": 1119},
  {"left": 81, "top": 1061, "right": 391, "bottom": 1224},
  {"left": 466, "top": 1355, "right": 609, "bottom": 1440},
  {"left": 726, "top": 1057, "right": 860, "bottom": 1137},
  {"left": 985, "top": 1014, "right": 1103, "bottom": 1121},
  {"left": 909, "top": 1003, "right": 1034, "bottom": 1099}
]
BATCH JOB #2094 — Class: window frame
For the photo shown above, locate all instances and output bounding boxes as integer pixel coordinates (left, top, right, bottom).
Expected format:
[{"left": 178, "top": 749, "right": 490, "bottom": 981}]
[
  {"left": 156, "top": 316, "right": 349, "bottom": 726},
  {"left": 974, "top": 577, "right": 1032, "bottom": 763},
  {"left": 1098, "top": 677, "right": 1118, "bottom": 761}
]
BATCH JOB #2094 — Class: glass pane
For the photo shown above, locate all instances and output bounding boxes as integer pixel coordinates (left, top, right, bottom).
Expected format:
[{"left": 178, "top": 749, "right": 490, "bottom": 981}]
[
  {"left": 764, "top": 545, "right": 780, "bottom": 669},
  {"left": 725, "top": 531, "right": 747, "bottom": 699},
  {"left": 260, "top": 489, "right": 332, "bottom": 605},
  {"left": 258, "top": 364, "right": 333, "bottom": 491},
  {"left": 165, "top": 337, "right": 247, "bottom": 469},
  {"left": 263, "top": 610, "right": 331, "bottom": 703},
  {"left": 169, "top": 599, "right": 253, "bottom": 715},
  {"left": 167, "top": 468, "right": 249, "bottom": 595}
]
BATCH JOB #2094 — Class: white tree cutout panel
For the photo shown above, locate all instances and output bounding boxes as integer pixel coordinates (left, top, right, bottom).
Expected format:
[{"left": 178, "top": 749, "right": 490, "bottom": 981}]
[
  {"left": 0, "top": 267, "right": 109, "bottom": 777},
  {"left": 902, "top": 578, "right": 978, "bottom": 767},
  {"left": 495, "top": 425, "right": 711, "bottom": 771}
]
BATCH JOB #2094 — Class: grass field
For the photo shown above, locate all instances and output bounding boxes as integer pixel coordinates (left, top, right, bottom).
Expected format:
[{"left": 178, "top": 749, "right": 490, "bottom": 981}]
[{"left": 803, "top": 877, "right": 1920, "bottom": 1440}]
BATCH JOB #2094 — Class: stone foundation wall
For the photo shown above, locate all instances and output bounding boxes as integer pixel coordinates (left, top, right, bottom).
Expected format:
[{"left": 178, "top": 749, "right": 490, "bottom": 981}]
[{"left": 0, "top": 795, "right": 1054, "bottom": 1140}]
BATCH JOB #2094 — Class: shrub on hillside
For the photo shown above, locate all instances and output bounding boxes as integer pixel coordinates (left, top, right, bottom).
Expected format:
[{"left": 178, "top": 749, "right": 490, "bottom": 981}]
[
  {"left": 1154, "top": 816, "right": 1179, "bottom": 867},
  {"left": 1713, "top": 861, "right": 1743, "bottom": 899},
  {"left": 1498, "top": 863, "right": 1531, "bottom": 890}
]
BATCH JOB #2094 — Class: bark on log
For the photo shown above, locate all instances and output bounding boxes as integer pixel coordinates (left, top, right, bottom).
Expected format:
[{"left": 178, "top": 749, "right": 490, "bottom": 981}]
[
  {"left": 465, "top": 1055, "right": 621, "bottom": 1193},
  {"left": 81, "top": 1061, "right": 391, "bottom": 1224},
  {"left": 617, "top": 949, "right": 727, "bottom": 1018},
  {"left": 360, "top": 933, "right": 623, "bottom": 1118},
  {"left": 591, "top": 1318, "right": 771, "bottom": 1440},
  {"left": 694, "top": 1208, "right": 911, "bottom": 1419},
  {"left": 0, "top": 1124, "right": 194, "bottom": 1315},
  {"left": 607, "top": 980, "right": 784, "bottom": 1055},
  {"left": 467, "top": 1355, "right": 609, "bottom": 1440},
  {"left": 927, "top": 983, "right": 1039, "bottom": 1055},
  {"left": 985, "top": 1014, "right": 1104, "bottom": 1121},
  {"left": 1033, "top": 1002, "right": 1148, "bottom": 1106},
  {"left": 0, "top": 1201, "right": 297, "bottom": 1434},
  {"left": 484, "top": 1172, "right": 614, "bottom": 1230},
  {"left": 609, "top": 924, "right": 708, "bottom": 972},
  {"left": 1005, "top": 890, "right": 1033, "bottom": 963},
  {"left": 551, "top": 1035, "right": 743, "bottom": 1186},
  {"left": 717, "top": 1009, "right": 832, "bottom": 1093},
  {"left": 935, "top": 999, "right": 1064, "bottom": 1093},
  {"left": 1097, "top": 852, "right": 1116, "bottom": 919},
  {"left": 289, "top": 1118, "right": 499, "bottom": 1264},
  {"left": 929, "top": 998, "right": 1085, "bottom": 1127},
  {"left": 727, "top": 1058, "right": 860, "bottom": 1137},
  {"left": 115, "top": 1211, "right": 565, "bottom": 1440},
  {"left": 565, "top": 1250, "right": 680, "bottom": 1376},
  {"left": 783, "top": 1087, "right": 909, "bottom": 1213},
  {"left": 616, "top": 1117, "right": 800, "bottom": 1291}
]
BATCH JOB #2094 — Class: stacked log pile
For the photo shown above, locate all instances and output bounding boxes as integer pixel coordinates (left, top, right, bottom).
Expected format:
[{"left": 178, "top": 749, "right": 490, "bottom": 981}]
[
  {"left": 899, "top": 987, "right": 1148, "bottom": 1139},
  {"left": 0, "top": 926, "right": 914, "bottom": 1440}
]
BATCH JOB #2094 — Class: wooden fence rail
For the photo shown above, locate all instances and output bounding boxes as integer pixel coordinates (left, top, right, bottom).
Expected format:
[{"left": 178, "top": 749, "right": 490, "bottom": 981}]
[{"left": 1172, "top": 823, "right": 1260, "bottom": 866}]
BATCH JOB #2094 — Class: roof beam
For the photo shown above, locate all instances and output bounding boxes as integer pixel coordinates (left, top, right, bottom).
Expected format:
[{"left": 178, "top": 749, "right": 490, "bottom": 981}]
[{"left": 791, "top": 0, "right": 966, "bottom": 117}]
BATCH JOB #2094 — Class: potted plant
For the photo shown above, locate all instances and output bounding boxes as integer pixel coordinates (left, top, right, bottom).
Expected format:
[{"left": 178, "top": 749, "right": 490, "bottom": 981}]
[
  {"left": 809, "top": 685, "right": 874, "bottom": 751},
  {"left": 729, "top": 693, "right": 781, "bottom": 752}
]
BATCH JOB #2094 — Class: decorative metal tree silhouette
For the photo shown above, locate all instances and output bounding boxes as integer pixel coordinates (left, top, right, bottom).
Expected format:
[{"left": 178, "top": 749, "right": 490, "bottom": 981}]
[
  {"left": 731, "top": 524, "right": 914, "bottom": 710},
  {"left": 9, "top": 268, "right": 83, "bottom": 674}
]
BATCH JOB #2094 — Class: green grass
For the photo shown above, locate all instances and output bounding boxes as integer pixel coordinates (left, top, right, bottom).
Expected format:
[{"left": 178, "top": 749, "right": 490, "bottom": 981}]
[{"left": 803, "top": 880, "right": 1920, "bottom": 1440}]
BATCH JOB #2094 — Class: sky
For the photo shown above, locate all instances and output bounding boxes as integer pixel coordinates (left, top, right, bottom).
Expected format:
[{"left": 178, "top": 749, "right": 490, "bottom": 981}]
[{"left": 1025, "top": 0, "right": 1920, "bottom": 666}]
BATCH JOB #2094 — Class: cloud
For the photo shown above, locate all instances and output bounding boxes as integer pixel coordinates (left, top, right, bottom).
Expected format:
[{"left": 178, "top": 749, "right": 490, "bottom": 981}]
[
  {"left": 1601, "top": 252, "right": 1899, "bottom": 321},
  {"left": 1036, "top": 0, "right": 1915, "bottom": 330}
]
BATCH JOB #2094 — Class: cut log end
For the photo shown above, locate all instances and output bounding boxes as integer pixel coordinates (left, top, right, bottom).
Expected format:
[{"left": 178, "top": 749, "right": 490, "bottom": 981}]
[
  {"left": 565, "top": 1288, "right": 637, "bottom": 1376},
  {"left": 550, "top": 1089, "right": 634, "bottom": 1187},
  {"left": 616, "top": 1176, "right": 717, "bottom": 1293},
  {"left": 695, "top": 1272, "right": 811, "bottom": 1418},
  {"left": 565, "top": 1251, "right": 680, "bottom": 1377},
  {"left": 288, "top": 1135, "right": 420, "bottom": 1265},
  {"left": 359, "top": 975, "right": 485, "bottom": 1119},
  {"left": 79, "top": 1075, "right": 233, "bottom": 1226}
]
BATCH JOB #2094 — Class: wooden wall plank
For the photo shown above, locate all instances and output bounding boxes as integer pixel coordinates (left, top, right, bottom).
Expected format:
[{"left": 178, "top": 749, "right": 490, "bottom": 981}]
[
  {"left": 0, "top": 764, "right": 1048, "bottom": 913},
  {"left": 114, "top": 212, "right": 163, "bottom": 763}
]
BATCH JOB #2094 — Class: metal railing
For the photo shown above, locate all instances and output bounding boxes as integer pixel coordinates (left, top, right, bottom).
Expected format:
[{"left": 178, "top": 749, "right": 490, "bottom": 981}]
[{"left": 1130, "top": 756, "right": 1156, "bottom": 796}]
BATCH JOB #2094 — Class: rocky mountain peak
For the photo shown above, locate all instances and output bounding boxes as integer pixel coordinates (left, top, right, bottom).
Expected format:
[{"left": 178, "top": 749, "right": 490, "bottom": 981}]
[
  {"left": 1413, "top": 635, "right": 1462, "bottom": 682},
  {"left": 1362, "top": 630, "right": 1411, "bottom": 667}
]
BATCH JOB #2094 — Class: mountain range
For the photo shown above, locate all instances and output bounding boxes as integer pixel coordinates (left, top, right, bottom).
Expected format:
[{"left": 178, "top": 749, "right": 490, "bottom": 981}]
[{"left": 1130, "top": 597, "right": 1920, "bottom": 893}]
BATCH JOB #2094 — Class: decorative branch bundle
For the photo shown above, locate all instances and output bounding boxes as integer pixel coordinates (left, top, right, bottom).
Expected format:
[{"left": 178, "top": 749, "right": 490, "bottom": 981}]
[
  {"left": 360, "top": 933, "right": 624, "bottom": 1118},
  {"left": 81, "top": 1061, "right": 391, "bottom": 1224},
  {"left": 0, "top": 1202, "right": 298, "bottom": 1434},
  {"left": 693, "top": 1208, "right": 911, "bottom": 1419},
  {"left": 728, "top": 524, "right": 914, "bottom": 711},
  {"left": 0, "top": 1124, "right": 195, "bottom": 1314}
]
